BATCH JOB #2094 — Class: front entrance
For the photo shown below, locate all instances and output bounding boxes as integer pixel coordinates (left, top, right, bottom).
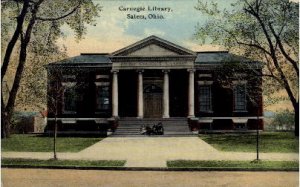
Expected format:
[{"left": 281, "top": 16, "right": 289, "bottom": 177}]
[{"left": 144, "top": 84, "right": 163, "bottom": 118}]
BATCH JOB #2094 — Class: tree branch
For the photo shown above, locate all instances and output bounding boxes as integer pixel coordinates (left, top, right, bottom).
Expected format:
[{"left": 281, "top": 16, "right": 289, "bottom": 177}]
[
  {"left": 36, "top": 4, "right": 81, "bottom": 21},
  {"left": 236, "top": 41, "right": 271, "bottom": 56},
  {"left": 268, "top": 22, "right": 299, "bottom": 76},
  {"left": 1, "top": 0, "right": 30, "bottom": 81}
]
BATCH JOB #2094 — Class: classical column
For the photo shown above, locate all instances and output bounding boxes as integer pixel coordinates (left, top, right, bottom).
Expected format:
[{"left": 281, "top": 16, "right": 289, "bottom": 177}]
[
  {"left": 137, "top": 70, "right": 144, "bottom": 118},
  {"left": 111, "top": 70, "right": 119, "bottom": 117},
  {"left": 188, "top": 69, "right": 195, "bottom": 117},
  {"left": 163, "top": 70, "right": 170, "bottom": 118}
]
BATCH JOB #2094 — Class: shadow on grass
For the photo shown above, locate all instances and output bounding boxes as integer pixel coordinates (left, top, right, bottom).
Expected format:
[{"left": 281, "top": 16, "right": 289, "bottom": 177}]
[
  {"left": 2, "top": 158, "right": 126, "bottom": 167},
  {"left": 2, "top": 134, "right": 104, "bottom": 152},
  {"left": 36, "top": 133, "right": 107, "bottom": 138},
  {"left": 199, "top": 132, "right": 299, "bottom": 153}
]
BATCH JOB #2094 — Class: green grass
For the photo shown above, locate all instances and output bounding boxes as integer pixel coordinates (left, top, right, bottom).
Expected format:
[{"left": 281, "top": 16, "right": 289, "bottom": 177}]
[
  {"left": 167, "top": 160, "right": 299, "bottom": 169},
  {"left": 199, "top": 132, "right": 299, "bottom": 153},
  {"left": 1, "top": 134, "right": 103, "bottom": 152},
  {"left": 2, "top": 158, "right": 125, "bottom": 167}
]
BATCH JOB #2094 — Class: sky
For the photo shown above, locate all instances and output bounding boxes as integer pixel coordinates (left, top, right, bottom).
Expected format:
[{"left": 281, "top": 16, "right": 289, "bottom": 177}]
[
  {"left": 57, "top": 0, "right": 298, "bottom": 57},
  {"left": 56, "top": 0, "right": 228, "bottom": 56}
]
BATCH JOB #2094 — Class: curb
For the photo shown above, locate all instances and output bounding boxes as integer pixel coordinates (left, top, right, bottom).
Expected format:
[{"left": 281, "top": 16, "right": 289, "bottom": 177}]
[{"left": 2, "top": 165, "right": 299, "bottom": 172}]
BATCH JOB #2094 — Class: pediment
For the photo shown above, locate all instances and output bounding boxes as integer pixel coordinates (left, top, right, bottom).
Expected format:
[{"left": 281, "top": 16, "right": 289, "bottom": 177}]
[{"left": 111, "top": 35, "right": 196, "bottom": 57}]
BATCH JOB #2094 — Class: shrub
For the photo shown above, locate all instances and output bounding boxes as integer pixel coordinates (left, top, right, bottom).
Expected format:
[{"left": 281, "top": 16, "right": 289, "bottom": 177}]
[
  {"left": 271, "top": 110, "right": 295, "bottom": 131},
  {"left": 11, "top": 112, "right": 37, "bottom": 133}
]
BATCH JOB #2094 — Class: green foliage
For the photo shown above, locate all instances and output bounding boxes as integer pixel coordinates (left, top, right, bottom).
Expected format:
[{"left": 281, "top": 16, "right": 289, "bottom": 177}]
[
  {"left": 2, "top": 158, "right": 126, "bottom": 167},
  {"left": 194, "top": 0, "right": 298, "bottom": 105},
  {"left": 1, "top": 0, "right": 101, "bottom": 111},
  {"left": 271, "top": 110, "right": 295, "bottom": 130},
  {"left": 1, "top": 134, "right": 103, "bottom": 152},
  {"left": 167, "top": 160, "right": 298, "bottom": 169},
  {"left": 199, "top": 132, "right": 299, "bottom": 153}
]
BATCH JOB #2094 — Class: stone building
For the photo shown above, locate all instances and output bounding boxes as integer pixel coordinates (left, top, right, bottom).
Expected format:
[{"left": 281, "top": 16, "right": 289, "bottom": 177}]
[{"left": 46, "top": 36, "right": 263, "bottom": 135}]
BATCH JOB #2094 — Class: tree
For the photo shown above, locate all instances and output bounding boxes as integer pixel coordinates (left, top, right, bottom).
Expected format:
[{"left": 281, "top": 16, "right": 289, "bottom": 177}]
[
  {"left": 195, "top": 0, "right": 299, "bottom": 136},
  {"left": 215, "top": 61, "right": 263, "bottom": 160},
  {"left": 1, "top": 0, "right": 101, "bottom": 138},
  {"left": 46, "top": 66, "right": 82, "bottom": 160}
]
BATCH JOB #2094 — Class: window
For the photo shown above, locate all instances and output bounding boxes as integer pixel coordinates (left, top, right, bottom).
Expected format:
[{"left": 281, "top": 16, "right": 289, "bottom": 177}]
[
  {"left": 199, "top": 85, "right": 212, "bottom": 112},
  {"left": 96, "top": 86, "right": 110, "bottom": 110},
  {"left": 234, "top": 84, "right": 247, "bottom": 111},
  {"left": 63, "top": 87, "right": 77, "bottom": 113}
]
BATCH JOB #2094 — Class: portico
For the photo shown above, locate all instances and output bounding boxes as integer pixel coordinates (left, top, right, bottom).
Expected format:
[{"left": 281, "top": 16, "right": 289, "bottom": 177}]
[
  {"left": 112, "top": 68, "right": 195, "bottom": 119},
  {"left": 110, "top": 36, "right": 196, "bottom": 119}
]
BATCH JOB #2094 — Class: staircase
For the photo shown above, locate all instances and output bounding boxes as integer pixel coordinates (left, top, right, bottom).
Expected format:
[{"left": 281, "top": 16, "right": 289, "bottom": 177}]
[{"left": 112, "top": 117, "right": 195, "bottom": 137}]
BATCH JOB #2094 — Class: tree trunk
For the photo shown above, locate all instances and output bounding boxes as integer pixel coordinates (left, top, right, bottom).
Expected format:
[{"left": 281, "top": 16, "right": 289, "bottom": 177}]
[
  {"left": 1, "top": 0, "right": 29, "bottom": 81},
  {"left": 54, "top": 115, "right": 57, "bottom": 160},
  {"left": 294, "top": 102, "right": 299, "bottom": 137},
  {"left": 53, "top": 82, "right": 59, "bottom": 160},
  {"left": 3, "top": 34, "right": 31, "bottom": 139},
  {"left": 1, "top": 97, "right": 9, "bottom": 138},
  {"left": 1, "top": 107, "right": 10, "bottom": 138},
  {"left": 1, "top": 0, "right": 30, "bottom": 139},
  {"left": 2, "top": 2, "right": 39, "bottom": 139}
]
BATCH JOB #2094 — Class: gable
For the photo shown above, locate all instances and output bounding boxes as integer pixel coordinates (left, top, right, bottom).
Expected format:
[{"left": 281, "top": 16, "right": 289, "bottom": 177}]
[
  {"left": 127, "top": 44, "right": 178, "bottom": 56},
  {"left": 111, "top": 35, "right": 196, "bottom": 57}
]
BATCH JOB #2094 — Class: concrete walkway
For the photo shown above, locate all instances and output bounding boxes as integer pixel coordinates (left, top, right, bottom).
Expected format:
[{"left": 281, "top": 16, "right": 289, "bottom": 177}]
[{"left": 2, "top": 137, "right": 299, "bottom": 167}]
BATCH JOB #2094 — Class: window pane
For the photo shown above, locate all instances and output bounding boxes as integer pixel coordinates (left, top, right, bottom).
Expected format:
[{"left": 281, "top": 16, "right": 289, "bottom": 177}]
[
  {"left": 64, "top": 88, "right": 76, "bottom": 112},
  {"left": 234, "top": 84, "right": 246, "bottom": 111},
  {"left": 96, "top": 86, "right": 110, "bottom": 110},
  {"left": 199, "top": 86, "right": 211, "bottom": 112}
]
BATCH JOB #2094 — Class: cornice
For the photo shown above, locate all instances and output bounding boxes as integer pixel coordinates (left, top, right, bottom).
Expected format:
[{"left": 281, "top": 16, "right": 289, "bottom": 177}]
[{"left": 110, "top": 55, "right": 197, "bottom": 62}]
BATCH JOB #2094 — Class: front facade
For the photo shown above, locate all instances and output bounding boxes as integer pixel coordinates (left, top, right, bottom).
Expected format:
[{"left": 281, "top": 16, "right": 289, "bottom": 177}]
[{"left": 46, "top": 36, "right": 263, "bottom": 134}]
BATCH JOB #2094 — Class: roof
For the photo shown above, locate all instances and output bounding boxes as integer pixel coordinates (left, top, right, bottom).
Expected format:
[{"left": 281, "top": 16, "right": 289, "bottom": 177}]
[
  {"left": 49, "top": 54, "right": 111, "bottom": 65},
  {"left": 48, "top": 36, "right": 261, "bottom": 67},
  {"left": 195, "top": 51, "right": 253, "bottom": 64},
  {"left": 111, "top": 35, "right": 196, "bottom": 56}
]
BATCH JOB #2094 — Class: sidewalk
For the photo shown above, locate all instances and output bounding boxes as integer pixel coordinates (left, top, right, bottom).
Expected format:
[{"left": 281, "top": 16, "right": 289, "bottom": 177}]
[{"left": 2, "top": 137, "right": 299, "bottom": 168}]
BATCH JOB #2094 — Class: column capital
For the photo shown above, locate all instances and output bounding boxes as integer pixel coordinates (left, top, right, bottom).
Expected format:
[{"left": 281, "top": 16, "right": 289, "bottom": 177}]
[
  {"left": 187, "top": 68, "right": 196, "bottom": 72},
  {"left": 111, "top": 69, "right": 119, "bottom": 73},
  {"left": 136, "top": 69, "right": 144, "bottom": 73}
]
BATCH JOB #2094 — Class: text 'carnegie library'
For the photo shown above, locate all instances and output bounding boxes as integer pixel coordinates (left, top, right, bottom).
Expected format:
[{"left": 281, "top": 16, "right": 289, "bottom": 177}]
[{"left": 118, "top": 6, "right": 173, "bottom": 20}]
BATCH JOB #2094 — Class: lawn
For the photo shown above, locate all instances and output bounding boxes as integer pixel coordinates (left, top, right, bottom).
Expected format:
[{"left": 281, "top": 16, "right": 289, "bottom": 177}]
[
  {"left": 2, "top": 158, "right": 125, "bottom": 167},
  {"left": 199, "top": 132, "right": 299, "bottom": 153},
  {"left": 167, "top": 160, "right": 299, "bottom": 170},
  {"left": 1, "top": 134, "right": 103, "bottom": 152}
]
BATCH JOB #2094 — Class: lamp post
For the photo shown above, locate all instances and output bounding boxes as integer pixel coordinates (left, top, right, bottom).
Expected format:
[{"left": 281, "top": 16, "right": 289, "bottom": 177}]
[{"left": 256, "top": 109, "right": 259, "bottom": 161}]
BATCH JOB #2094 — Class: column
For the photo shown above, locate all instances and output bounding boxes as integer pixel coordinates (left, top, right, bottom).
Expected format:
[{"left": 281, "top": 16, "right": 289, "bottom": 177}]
[
  {"left": 188, "top": 69, "right": 195, "bottom": 117},
  {"left": 111, "top": 70, "right": 119, "bottom": 117},
  {"left": 137, "top": 70, "right": 144, "bottom": 118},
  {"left": 163, "top": 70, "right": 170, "bottom": 118}
]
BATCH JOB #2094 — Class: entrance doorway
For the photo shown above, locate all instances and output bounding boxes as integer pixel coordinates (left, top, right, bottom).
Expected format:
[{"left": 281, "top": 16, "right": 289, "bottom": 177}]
[{"left": 144, "top": 84, "right": 163, "bottom": 118}]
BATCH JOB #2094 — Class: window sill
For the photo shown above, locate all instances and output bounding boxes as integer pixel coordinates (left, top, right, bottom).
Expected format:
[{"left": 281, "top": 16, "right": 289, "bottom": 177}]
[
  {"left": 233, "top": 110, "right": 248, "bottom": 113},
  {"left": 62, "top": 111, "right": 77, "bottom": 114},
  {"left": 199, "top": 110, "right": 213, "bottom": 113}
]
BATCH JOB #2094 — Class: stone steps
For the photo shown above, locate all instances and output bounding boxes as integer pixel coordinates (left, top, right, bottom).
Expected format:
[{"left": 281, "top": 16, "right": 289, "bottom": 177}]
[{"left": 112, "top": 118, "right": 195, "bottom": 137}]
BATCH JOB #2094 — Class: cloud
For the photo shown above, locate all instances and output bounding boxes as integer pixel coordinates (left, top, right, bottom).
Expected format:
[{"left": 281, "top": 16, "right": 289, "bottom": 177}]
[
  {"left": 143, "top": 28, "right": 165, "bottom": 37},
  {"left": 55, "top": 0, "right": 229, "bottom": 57},
  {"left": 56, "top": 4, "right": 140, "bottom": 56}
]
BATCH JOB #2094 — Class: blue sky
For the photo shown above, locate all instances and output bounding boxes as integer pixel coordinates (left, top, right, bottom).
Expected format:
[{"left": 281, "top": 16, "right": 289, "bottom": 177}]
[{"left": 57, "top": 0, "right": 238, "bottom": 56}]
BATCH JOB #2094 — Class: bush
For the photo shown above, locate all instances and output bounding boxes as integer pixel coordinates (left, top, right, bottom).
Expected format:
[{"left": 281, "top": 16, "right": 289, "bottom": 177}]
[
  {"left": 11, "top": 112, "right": 37, "bottom": 134},
  {"left": 271, "top": 110, "right": 295, "bottom": 131}
]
